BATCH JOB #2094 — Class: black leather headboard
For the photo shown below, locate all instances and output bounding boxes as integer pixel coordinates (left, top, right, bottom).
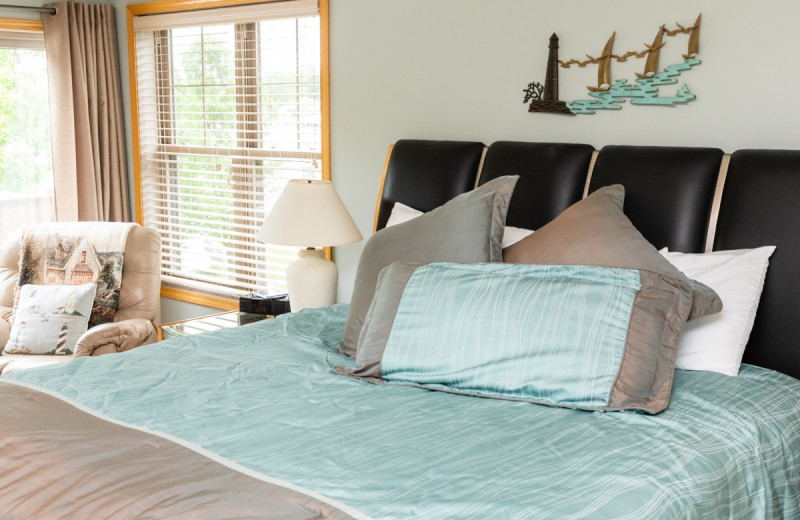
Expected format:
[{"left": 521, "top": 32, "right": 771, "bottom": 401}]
[
  {"left": 589, "top": 145, "right": 723, "bottom": 253},
  {"left": 714, "top": 150, "right": 800, "bottom": 379},
  {"left": 477, "top": 142, "right": 594, "bottom": 230},
  {"left": 374, "top": 139, "right": 800, "bottom": 381},
  {"left": 374, "top": 139, "right": 485, "bottom": 231}
]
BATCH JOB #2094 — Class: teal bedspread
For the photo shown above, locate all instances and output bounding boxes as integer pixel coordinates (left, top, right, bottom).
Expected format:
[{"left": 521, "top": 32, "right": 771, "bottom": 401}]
[{"left": 8, "top": 305, "right": 800, "bottom": 519}]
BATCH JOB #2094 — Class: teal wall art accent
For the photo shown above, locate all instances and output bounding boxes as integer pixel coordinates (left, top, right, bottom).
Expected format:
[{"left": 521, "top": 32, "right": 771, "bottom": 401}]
[{"left": 525, "top": 14, "right": 702, "bottom": 116}]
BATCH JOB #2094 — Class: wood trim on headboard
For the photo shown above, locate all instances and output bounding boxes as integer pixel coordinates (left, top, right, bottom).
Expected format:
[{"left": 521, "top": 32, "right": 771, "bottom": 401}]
[
  {"left": 372, "top": 144, "right": 394, "bottom": 233},
  {"left": 474, "top": 146, "right": 488, "bottom": 188},
  {"left": 582, "top": 150, "right": 600, "bottom": 199},
  {"left": 704, "top": 154, "right": 731, "bottom": 253}
]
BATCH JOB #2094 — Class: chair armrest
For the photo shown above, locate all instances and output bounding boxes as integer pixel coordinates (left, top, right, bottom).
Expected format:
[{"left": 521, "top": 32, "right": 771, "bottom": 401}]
[
  {"left": 0, "top": 316, "right": 10, "bottom": 352},
  {"left": 0, "top": 304, "right": 13, "bottom": 351},
  {"left": 74, "top": 319, "right": 157, "bottom": 357}
]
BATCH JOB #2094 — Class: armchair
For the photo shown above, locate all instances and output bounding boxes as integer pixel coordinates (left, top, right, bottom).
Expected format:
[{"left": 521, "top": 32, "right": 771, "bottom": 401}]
[{"left": 0, "top": 224, "right": 161, "bottom": 374}]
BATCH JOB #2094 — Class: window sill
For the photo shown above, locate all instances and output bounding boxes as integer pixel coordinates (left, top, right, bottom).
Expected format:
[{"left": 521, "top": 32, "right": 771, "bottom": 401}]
[{"left": 160, "top": 286, "right": 239, "bottom": 311}]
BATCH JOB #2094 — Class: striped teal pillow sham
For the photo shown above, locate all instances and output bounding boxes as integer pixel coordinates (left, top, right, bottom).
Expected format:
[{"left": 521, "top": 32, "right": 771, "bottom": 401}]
[{"left": 337, "top": 262, "right": 693, "bottom": 413}]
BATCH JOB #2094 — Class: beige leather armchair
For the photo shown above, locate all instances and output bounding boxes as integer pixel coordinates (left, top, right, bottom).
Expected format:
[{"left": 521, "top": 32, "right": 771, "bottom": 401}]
[{"left": 0, "top": 225, "right": 161, "bottom": 374}]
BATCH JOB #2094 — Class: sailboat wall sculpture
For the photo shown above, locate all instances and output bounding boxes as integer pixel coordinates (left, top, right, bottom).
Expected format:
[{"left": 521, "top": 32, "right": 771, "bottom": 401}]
[
  {"left": 587, "top": 33, "right": 616, "bottom": 92},
  {"left": 683, "top": 14, "right": 701, "bottom": 58},
  {"left": 523, "top": 14, "right": 703, "bottom": 116},
  {"left": 636, "top": 25, "right": 665, "bottom": 79}
]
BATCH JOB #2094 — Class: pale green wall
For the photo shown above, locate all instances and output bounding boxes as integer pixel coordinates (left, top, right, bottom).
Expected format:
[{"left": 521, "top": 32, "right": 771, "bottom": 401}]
[
  {"left": 328, "top": 0, "right": 800, "bottom": 303},
  {"left": 0, "top": 0, "right": 47, "bottom": 19},
  {"left": 6, "top": 0, "right": 800, "bottom": 321}
]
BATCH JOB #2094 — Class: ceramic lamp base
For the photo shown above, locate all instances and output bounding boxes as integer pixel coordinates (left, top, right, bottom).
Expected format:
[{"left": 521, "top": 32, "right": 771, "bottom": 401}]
[{"left": 286, "top": 248, "right": 337, "bottom": 312}]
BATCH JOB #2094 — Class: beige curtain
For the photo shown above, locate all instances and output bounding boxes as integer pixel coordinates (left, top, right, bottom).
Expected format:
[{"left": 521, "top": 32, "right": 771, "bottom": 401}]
[{"left": 42, "top": 2, "right": 130, "bottom": 222}]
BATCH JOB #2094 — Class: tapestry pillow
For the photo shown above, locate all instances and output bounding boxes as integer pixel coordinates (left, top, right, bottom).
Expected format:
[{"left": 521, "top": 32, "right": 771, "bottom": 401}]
[
  {"left": 660, "top": 246, "right": 776, "bottom": 376},
  {"left": 339, "top": 175, "right": 518, "bottom": 357},
  {"left": 4, "top": 283, "right": 96, "bottom": 355},
  {"left": 386, "top": 201, "right": 534, "bottom": 248},
  {"left": 337, "top": 262, "right": 693, "bottom": 413},
  {"left": 15, "top": 222, "right": 136, "bottom": 327},
  {"left": 503, "top": 185, "right": 722, "bottom": 321}
]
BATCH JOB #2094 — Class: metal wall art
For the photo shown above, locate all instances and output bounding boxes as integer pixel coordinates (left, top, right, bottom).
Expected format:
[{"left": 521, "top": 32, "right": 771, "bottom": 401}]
[{"left": 525, "top": 14, "right": 702, "bottom": 115}]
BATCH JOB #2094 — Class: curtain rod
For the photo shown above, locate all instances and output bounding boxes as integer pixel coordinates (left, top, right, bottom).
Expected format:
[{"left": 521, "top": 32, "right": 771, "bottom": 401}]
[{"left": 0, "top": 4, "right": 57, "bottom": 16}]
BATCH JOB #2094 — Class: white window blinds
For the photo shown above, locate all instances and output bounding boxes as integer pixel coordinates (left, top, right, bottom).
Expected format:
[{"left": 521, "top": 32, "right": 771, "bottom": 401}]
[{"left": 133, "top": 1, "right": 322, "bottom": 298}]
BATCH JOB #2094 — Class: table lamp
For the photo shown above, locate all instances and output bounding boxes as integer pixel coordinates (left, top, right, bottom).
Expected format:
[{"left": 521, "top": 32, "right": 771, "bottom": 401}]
[{"left": 256, "top": 179, "right": 362, "bottom": 312}]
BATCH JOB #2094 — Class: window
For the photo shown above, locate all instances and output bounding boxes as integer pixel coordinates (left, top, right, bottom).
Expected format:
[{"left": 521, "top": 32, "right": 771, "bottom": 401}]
[
  {"left": 129, "top": 0, "right": 328, "bottom": 306},
  {"left": 0, "top": 19, "right": 54, "bottom": 244}
]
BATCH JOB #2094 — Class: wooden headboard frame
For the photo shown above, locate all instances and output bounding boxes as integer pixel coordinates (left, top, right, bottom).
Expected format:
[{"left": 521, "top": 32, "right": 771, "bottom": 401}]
[
  {"left": 372, "top": 144, "right": 394, "bottom": 234},
  {"left": 371, "top": 140, "right": 800, "bottom": 381}
]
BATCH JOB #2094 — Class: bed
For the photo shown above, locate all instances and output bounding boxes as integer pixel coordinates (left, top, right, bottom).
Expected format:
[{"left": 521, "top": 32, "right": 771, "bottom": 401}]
[{"left": 1, "top": 141, "right": 799, "bottom": 519}]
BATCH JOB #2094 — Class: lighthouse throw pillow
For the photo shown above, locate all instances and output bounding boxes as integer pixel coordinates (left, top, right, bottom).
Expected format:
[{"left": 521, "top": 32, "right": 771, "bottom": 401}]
[{"left": 4, "top": 284, "right": 96, "bottom": 355}]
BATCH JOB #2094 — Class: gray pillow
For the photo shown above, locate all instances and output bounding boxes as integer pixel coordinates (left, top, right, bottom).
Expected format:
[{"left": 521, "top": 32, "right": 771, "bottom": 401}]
[
  {"left": 339, "top": 175, "right": 518, "bottom": 357},
  {"left": 503, "top": 184, "right": 722, "bottom": 320}
]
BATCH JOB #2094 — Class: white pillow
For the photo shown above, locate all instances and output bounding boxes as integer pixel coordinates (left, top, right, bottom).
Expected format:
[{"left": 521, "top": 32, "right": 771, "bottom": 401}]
[
  {"left": 5, "top": 283, "right": 96, "bottom": 355},
  {"left": 384, "top": 201, "right": 423, "bottom": 228},
  {"left": 502, "top": 225, "right": 535, "bottom": 248},
  {"left": 386, "top": 202, "right": 533, "bottom": 248},
  {"left": 660, "top": 246, "right": 776, "bottom": 376}
]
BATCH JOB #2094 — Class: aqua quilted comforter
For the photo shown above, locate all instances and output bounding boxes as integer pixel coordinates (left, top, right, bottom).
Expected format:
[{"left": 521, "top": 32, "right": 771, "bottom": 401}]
[{"left": 8, "top": 304, "right": 800, "bottom": 519}]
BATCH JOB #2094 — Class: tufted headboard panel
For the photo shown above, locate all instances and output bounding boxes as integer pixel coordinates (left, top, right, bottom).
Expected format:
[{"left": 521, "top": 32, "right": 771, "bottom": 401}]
[
  {"left": 373, "top": 139, "right": 485, "bottom": 232},
  {"left": 713, "top": 150, "right": 800, "bottom": 379},
  {"left": 477, "top": 141, "right": 595, "bottom": 230},
  {"left": 588, "top": 145, "right": 724, "bottom": 253}
]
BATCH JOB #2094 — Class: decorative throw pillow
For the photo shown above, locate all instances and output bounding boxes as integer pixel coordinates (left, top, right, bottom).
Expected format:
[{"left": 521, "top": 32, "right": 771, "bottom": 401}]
[
  {"left": 660, "top": 246, "right": 776, "bottom": 376},
  {"left": 386, "top": 202, "right": 534, "bottom": 248},
  {"left": 15, "top": 222, "right": 136, "bottom": 327},
  {"left": 503, "top": 185, "right": 722, "bottom": 320},
  {"left": 338, "top": 261, "right": 693, "bottom": 413},
  {"left": 4, "top": 283, "right": 96, "bottom": 355},
  {"left": 339, "top": 175, "right": 518, "bottom": 357}
]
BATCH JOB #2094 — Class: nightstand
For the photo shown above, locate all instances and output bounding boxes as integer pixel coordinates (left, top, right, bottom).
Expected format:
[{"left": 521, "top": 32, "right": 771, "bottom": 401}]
[{"left": 157, "top": 311, "right": 272, "bottom": 340}]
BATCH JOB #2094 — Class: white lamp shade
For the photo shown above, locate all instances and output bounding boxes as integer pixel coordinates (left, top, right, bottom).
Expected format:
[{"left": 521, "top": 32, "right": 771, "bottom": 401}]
[{"left": 257, "top": 179, "right": 363, "bottom": 247}]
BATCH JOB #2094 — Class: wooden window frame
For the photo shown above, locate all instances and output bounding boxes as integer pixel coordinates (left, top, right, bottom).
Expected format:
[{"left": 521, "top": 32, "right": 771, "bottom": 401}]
[
  {"left": 0, "top": 18, "right": 43, "bottom": 32},
  {"left": 127, "top": 0, "right": 331, "bottom": 310}
]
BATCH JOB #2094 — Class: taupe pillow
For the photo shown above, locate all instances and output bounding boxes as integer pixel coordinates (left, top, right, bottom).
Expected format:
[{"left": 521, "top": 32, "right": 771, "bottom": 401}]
[
  {"left": 503, "top": 184, "right": 722, "bottom": 320},
  {"left": 339, "top": 175, "right": 518, "bottom": 357}
]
